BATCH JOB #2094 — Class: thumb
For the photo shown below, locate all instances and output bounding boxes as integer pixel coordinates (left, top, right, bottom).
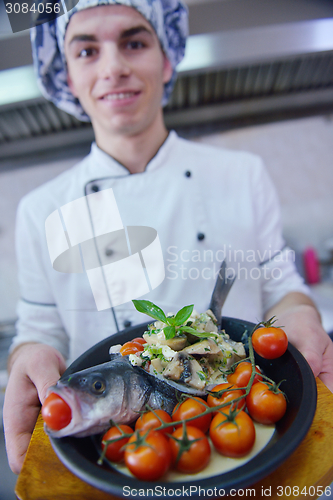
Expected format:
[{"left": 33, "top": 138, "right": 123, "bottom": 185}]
[{"left": 27, "top": 345, "right": 67, "bottom": 404}]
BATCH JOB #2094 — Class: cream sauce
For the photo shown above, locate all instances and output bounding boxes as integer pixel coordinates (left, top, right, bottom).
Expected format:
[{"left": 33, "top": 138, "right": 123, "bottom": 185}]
[{"left": 110, "top": 423, "right": 275, "bottom": 482}]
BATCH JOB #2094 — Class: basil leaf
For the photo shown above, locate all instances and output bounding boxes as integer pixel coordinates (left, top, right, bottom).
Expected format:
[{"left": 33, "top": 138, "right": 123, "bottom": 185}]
[
  {"left": 163, "top": 326, "right": 176, "bottom": 340},
  {"left": 166, "top": 316, "right": 176, "bottom": 326},
  {"left": 132, "top": 300, "right": 167, "bottom": 323},
  {"left": 179, "top": 326, "right": 218, "bottom": 339},
  {"left": 173, "top": 305, "right": 194, "bottom": 326}
]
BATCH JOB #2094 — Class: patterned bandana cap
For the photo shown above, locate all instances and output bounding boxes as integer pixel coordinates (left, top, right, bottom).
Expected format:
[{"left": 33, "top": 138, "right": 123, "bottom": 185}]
[{"left": 30, "top": 0, "right": 188, "bottom": 121}]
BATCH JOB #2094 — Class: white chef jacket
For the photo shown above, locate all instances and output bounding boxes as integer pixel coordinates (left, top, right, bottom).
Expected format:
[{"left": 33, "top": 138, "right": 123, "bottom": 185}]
[{"left": 12, "top": 131, "right": 309, "bottom": 363}]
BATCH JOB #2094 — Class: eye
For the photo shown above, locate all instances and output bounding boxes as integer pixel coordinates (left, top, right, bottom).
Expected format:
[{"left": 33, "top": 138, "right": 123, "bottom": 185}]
[
  {"left": 91, "top": 378, "right": 106, "bottom": 394},
  {"left": 79, "top": 47, "right": 97, "bottom": 58},
  {"left": 126, "top": 40, "right": 145, "bottom": 50}
]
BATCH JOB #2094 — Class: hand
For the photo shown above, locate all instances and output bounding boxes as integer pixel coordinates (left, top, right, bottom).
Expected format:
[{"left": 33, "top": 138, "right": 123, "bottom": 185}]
[
  {"left": 269, "top": 301, "right": 333, "bottom": 392},
  {"left": 3, "top": 343, "right": 66, "bottom": 474}
]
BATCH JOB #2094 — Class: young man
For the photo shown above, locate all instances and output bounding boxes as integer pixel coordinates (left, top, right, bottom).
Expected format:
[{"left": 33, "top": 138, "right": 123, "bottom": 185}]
[{"left": 4, "top": 0, "right": 333, "bottom": 475}]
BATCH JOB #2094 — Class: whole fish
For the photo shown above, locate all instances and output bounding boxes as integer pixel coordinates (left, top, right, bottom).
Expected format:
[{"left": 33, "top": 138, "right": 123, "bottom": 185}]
[{"left": 44, "top": 354, "right": 204, "bottom": 438}]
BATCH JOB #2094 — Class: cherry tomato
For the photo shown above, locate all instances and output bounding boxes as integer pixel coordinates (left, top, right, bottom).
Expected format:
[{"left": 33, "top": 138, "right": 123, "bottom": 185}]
[
  {"left": 252, "top": 326, "right": 288, "bottom": 359},
  {"left": 42, "top": 393, "right": 72, "bottom": 431},
  {"left": 227, "top": 362, "right": 262, "bottom": 388},
  {"left": 172, "top": 397, "right": 211, "bottom": 433},
  {"left": 131, "top": 337, "right": 146, "bottom": 345},
  {"left": 135, "top": 409, "right": 173, "bottom": 436},
  {"left": 169, "top": 426, "right": 211, "bottom": 474},
  {"left": 101, "top": 425, "right": 134, "bottom": 462},
  {"left": 207, "top": 383, "right": 245, "bottom": 414},
  {"left": 246, "top": 381, "right": 287, "bottom": 424},
  {"left": 125, "top": 430, "right": 171, "bottom": 481},
  {"left": 209, "top": 410, "right": 256, "bottom": 458},
  {"left": 120, "top": 341, "right": 144, "bottom": 356}
]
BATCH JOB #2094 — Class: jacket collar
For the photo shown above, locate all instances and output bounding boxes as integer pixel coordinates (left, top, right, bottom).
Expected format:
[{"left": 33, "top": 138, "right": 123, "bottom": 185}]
[{"left": 89, "top": 130, "right": 177, "bottom": 177}]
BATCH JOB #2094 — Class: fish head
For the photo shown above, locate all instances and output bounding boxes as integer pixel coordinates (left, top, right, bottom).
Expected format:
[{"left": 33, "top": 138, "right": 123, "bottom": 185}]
[{"left": 43, "top": 357, "right": 147, "bottom": 438}]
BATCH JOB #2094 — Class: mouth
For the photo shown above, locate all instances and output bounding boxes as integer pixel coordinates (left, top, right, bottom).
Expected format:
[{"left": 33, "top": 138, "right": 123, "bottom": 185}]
[
  {"left": 44, "top": 385, "right": 78, "bottom": 432},
  {"left": 100, "top": 91, "right": 141, "bottom": 101}
]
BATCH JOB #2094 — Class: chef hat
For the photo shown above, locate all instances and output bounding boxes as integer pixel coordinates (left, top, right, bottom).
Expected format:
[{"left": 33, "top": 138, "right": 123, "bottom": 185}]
[{"left": 30, "top": 0, "right": 188, "bottom": 121}]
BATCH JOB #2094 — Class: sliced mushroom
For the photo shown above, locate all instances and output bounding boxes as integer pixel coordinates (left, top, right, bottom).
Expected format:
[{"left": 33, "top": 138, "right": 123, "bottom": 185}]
[
  {"left": 143, "top": 332, "right": 188, "bottom": 351},
  {"left": 163, "top": 352, "right": 205, "bottom": 390},
  {"left": 183, "top": 338, "right": 221, "bottom": 356},
  {"left": 150, "top": 357, "right": 164, "bottom": 373},
  {"left": 224, "top": 338, "right": 246, "bottom": 358},
  {"left": 162, "top": 352, "right": 185, "bottom": 381},
  {"left": 206, "top": 309, "right": 218, "bottom": 324},
  {"left": 189, "top": 311, "right": 219, "bottom": 334},
  {"left": 208, "top": 339, "right": 246, "bottom": 375}
]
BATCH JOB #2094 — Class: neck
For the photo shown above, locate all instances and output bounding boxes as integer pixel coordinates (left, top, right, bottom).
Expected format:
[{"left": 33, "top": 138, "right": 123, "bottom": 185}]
[{"left": 93, "top": 111, "right": 169, "bottom": 174}]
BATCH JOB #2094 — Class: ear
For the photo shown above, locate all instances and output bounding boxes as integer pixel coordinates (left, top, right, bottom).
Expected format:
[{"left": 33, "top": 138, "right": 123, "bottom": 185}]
[
  {"left": 162, "top": 54, "right": 173, "bottom": 84},
  {"left": 67, "top": 72, "right": 78, "bottom": 98}
]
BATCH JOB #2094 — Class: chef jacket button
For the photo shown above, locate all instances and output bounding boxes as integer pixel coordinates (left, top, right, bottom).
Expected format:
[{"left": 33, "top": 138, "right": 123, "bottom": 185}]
[
  {"left": 197, "top": 232, "right": 205, "bottom": 241},
  {"left": 91, "top": 184, "right": 99, "bottom": 192},
  {"left": 105, "top": 247, "right": 114, "bottom": 257},
  {"left": 185, "top": 170, "right": 191, "bottom": 178},
  {"left": 124, "top": 320, "right": 132, "bottom": 328}
]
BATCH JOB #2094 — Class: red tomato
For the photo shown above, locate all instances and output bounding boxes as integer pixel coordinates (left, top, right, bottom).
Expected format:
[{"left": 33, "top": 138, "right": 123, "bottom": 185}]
[
  {"left": 246, "top": 381, "right": 287, "bottom": 424},
  {"left": 135, "top": 409, "right": 173, "bottom": 436},
  {"left": 169, "top": 426, "right": 211, "bottom": 474},
  {"left": 120, "top": 341, "right": 144, "bottom": 356},
  {"left": 131, "top": 337, "right": 146, "bottom": 345},
  {"left": 125, "top": 430, "right": 171, "bottom": 481},
  {"left": 101, "top": 425, "right": 133, "bottom": 462},
  {"left": 207, "top": 383, "right": 245, "bottom": 414},
  {"left": 172, "top": 397, "right": 212, "bottom": 433},
  {"left": 227, "top": 362, "right": 262, "bottom": 388},
  {"left": 209, "top": 410, "right": 256, "bottom": 458},
  {"left": 42, "top": 393, "right": 72, "bottom": 431},
  {"left": 252, "top": 326, "right": 288, "bottom": 359}
]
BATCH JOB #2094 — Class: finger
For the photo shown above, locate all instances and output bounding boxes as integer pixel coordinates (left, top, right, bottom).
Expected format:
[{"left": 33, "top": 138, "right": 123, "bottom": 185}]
[
  {"left": 5, "top": 419, "right": 40, "bottom": 475},
  {"left": 298, "top": 347, "right": 322, "bottom": 378},
  {"left": 4, "top": 345, "right": 66, "bottom": 474},
  {"left": 27, "top": 346, "right": 66, "bottom": 403},
  {"left": 318, "top": 340, "right": 333, "bottom": 393},
  {"left": 3, "top": 371, "right": 41, "bottom": 474}
]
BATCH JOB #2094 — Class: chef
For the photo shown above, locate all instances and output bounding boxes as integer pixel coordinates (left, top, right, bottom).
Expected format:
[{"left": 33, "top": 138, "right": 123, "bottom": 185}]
[{"left": 4, "top": 0, "right": 333, "bottom": 475}]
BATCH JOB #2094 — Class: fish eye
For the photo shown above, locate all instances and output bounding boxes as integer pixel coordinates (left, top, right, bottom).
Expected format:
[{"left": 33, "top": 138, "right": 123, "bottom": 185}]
[{"left": 91, "top": 378, "right": 106, "bottom": 394}]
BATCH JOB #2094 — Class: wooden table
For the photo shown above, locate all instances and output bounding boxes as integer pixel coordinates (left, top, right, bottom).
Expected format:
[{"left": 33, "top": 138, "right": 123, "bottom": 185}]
[{"left": 15, "top": 379, "right": 333, "bottom": 500}]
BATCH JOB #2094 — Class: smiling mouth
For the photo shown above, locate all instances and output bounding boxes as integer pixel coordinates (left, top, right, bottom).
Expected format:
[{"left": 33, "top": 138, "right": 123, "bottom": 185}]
[{"left": 102, "top": 92, "right": 139, "bottom": 101}]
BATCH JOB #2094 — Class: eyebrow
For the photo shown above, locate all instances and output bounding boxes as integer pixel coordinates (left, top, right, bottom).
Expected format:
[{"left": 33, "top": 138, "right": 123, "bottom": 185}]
[
  {"left": 68, "top": 25, "right": 153, "bottom": 45},
  {"left": 69, "top": 34, "right": 97, "bottom": 45},
  {"left": 120, "top": 26, "right": 153, "bottom": 39}
]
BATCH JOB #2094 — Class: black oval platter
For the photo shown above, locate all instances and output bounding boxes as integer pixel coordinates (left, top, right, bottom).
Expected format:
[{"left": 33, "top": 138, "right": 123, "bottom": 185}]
[{"left": 49, "top": 317, "right": 317, "bottom": 498}]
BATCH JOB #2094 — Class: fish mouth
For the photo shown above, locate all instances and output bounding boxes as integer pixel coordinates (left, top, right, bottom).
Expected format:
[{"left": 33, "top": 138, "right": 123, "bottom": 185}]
[
  {"left": 44, "top": 384, "right": 83, "bottom": 438},
  {"left": 44, "top": 383, "right": 116, "bottom": 438}
]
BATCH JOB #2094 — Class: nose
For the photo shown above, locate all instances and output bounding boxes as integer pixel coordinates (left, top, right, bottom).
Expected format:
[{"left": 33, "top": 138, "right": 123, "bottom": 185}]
[{"left": 98, "top": 43, "right": 131, "bottom": 81}]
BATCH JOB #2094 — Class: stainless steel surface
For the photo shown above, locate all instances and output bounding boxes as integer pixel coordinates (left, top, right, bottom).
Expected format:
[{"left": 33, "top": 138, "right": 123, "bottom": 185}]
[
  {"left": 0, "top": 0, "right": 332, "bottom": 159},
  {"left": 178, "top": 19, "right": 333, "bottom": 74},
  {"left": 1, "top": 16, "right": 333, "bottom": 159}
]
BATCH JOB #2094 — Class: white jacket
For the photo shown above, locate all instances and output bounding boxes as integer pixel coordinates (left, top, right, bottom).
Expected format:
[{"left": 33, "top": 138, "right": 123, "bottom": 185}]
[{"left": 12, "top": 131, "right": 309, "bottom": 363}]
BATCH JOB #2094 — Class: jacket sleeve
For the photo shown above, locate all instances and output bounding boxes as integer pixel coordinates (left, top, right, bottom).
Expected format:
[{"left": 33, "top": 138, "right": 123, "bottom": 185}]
[
  {"left": 252, "top": 158, "right": 310, "bottom": 314},
  {"left": 10, "top": 195, "right": 70, "bottom": 360}
]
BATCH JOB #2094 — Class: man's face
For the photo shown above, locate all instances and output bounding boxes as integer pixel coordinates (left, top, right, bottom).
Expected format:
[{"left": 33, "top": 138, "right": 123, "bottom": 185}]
[{"left": 64, "top": 5, "right": 173, "bottom": 137}]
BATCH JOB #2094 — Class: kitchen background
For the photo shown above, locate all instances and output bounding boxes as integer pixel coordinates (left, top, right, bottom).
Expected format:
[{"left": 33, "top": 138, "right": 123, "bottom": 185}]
[{"left": 1, "top": 0, "right": 333, "bottom": 498}]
